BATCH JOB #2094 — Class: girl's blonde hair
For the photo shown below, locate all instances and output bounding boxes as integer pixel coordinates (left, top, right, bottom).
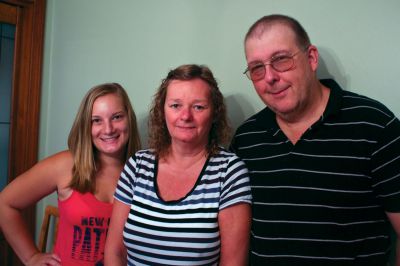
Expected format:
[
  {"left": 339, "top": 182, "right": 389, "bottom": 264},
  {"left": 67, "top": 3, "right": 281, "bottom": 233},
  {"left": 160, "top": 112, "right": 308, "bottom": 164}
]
[{"left": 68, "top": 83, "right": 141, "bottom": 193}]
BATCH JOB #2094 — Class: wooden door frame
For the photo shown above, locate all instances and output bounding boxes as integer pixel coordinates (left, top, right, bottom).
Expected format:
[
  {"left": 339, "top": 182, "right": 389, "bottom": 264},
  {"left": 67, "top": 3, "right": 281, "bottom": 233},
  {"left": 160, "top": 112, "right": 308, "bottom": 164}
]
[
  {"left": 4, "top": 0, "right": 46, "bottom": 179},
  {"left": 0, "top": 0, "right": 46, "bottom": 265}
]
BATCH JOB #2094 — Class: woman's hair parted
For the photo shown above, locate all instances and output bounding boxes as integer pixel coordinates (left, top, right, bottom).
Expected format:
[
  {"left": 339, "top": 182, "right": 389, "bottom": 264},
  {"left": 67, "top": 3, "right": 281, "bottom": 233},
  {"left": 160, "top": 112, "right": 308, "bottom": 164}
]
[
  {"left": 148, "top": 64, "right": 231, "bottom": 157},
  {"left": 67, "top": 82, "right": 141, "bottom": 193}
]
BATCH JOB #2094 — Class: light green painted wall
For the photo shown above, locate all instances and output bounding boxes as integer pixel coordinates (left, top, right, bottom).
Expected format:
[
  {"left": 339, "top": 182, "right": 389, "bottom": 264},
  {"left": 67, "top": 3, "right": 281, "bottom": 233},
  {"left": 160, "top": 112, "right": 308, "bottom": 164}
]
[{"left": 36, "top": 0, "right": 400, "bottom": 235}]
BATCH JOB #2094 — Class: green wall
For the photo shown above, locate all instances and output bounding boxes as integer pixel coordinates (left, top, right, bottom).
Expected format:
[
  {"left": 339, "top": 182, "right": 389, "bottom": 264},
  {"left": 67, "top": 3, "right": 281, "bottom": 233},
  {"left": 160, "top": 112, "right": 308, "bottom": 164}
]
[{"left": 37, "top": 0, "right": 400, "bottom": 236}]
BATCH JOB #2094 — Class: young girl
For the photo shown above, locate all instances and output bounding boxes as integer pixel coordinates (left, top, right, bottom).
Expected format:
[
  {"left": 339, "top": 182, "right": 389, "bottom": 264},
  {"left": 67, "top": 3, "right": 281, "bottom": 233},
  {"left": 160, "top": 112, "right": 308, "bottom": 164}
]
[{"left": 0, "top": 83, "right": 141, "bottom": 265}]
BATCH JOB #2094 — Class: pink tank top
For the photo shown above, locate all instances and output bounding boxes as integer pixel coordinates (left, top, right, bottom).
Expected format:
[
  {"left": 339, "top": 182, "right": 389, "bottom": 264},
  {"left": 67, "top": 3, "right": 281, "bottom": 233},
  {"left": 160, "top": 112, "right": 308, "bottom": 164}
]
[{"left": 53, "top": 190, "right": 113, "bottom": 266}]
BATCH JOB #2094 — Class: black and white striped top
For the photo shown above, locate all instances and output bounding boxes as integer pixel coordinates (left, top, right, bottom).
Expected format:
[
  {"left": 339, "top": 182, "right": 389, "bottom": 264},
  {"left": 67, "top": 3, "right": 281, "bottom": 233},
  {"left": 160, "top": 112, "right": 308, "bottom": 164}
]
[
  {"left": 115, "top": 148, "right": 252, "bottom": 266},
  {"left": 230, "top": 79, "right": 400, "bottom": 266}
]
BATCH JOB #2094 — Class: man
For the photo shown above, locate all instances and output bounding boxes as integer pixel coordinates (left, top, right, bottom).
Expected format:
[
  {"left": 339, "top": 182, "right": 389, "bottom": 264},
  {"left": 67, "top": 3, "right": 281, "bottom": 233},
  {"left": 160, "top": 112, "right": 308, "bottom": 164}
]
[{"left": 230, "top": 14, "right": 400, "bottom": 265}]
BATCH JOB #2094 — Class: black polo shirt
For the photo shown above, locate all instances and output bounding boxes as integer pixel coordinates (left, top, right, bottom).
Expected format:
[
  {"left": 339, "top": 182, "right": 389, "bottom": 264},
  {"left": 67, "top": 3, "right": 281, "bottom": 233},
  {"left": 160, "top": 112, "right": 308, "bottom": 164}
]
[{"left": 231, "top": 79, "right": 400, "bottom": 265}]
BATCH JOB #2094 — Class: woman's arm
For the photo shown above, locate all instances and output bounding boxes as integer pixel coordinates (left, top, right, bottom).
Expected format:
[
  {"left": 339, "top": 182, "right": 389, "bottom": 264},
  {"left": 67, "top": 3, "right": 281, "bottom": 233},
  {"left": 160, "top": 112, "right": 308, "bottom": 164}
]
[
  {"left": 218, "top": 203, "right": 252, "bottom": 266},
  {"left": 104, "top": 200, "right": 130, "bottom": 265},
  {"left": 0, "top": 151, "right": 71, "bottom": 265}
]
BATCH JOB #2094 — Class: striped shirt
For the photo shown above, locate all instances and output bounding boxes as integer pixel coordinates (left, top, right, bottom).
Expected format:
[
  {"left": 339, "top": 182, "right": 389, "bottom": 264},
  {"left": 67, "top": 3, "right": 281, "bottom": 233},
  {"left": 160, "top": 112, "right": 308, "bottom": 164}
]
[
  {"left": 115, "top": 148, "right": 252, "bottom": 266},
  {"left": 230, "top": 79, "right": 400, "bottom": 266}
]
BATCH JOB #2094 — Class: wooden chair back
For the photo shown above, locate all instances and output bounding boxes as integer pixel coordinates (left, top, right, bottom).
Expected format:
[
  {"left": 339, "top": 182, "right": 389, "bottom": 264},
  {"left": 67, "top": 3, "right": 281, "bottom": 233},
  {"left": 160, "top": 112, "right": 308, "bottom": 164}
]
[{"left": 38, "top": 205, "right": 59, "bottom": 252}]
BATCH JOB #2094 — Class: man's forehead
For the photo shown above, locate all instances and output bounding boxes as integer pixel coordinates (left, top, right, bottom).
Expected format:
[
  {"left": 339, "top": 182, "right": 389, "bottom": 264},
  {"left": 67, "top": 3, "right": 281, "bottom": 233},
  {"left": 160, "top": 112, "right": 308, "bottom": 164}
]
[
  {"left": 247, "top": 22, "right": 294, "bottom": 40},
  {"left": 246, "top": 24, "right": 296, "bottom": 44},
  {"left": 245, "top": 28, "right": 297, "bottom": 60}
]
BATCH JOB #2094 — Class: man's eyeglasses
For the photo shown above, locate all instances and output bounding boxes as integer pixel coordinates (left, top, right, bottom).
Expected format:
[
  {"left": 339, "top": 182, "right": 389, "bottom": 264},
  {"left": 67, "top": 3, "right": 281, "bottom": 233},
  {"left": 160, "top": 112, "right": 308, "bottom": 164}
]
[{"left": 243, "top": 46, "right": 309, "bottom": 81}]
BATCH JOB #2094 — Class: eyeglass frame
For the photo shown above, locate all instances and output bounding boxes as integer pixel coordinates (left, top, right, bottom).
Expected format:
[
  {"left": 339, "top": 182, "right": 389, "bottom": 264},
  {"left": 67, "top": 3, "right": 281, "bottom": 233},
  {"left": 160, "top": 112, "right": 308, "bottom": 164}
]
[{"left": 243, "top": 45, "right": 310, "bottom": 81}]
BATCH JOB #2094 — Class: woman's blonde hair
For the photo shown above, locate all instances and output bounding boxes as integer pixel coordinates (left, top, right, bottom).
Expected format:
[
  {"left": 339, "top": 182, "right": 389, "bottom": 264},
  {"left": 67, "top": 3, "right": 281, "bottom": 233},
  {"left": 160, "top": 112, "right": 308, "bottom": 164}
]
[
  {"left": 148, "top": 64, "right": 231, "bottom": 158},
  {"left": 68, "top": 83, "right": 141, "bottom": 193}
]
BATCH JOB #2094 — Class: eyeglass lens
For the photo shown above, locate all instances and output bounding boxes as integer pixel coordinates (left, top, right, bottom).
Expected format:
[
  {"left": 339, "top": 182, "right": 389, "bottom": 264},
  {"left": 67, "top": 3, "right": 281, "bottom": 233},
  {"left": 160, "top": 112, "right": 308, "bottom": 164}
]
[
  {"left": 245, "top": 47, "right": 309, "bottom": 81},
  {"left": 246, "top": 55, "right": 294, "bottom": 81}
]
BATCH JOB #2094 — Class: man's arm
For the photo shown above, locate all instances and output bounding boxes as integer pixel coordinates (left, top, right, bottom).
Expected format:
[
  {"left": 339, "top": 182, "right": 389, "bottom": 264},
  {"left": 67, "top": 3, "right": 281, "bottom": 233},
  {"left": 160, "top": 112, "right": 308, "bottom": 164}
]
[{"left": 386, "top": 212, "right": 400, "bottom": 266}]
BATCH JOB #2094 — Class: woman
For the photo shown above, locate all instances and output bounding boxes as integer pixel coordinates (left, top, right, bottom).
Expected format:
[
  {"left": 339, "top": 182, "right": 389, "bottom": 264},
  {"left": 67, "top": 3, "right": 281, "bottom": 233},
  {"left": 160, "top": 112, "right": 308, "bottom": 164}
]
[
  {"left": 0, "top": 83, "right": 141, "bottom": 265},
  {"left": 105, "top": 64, "right": 252, "bottom": 266}
]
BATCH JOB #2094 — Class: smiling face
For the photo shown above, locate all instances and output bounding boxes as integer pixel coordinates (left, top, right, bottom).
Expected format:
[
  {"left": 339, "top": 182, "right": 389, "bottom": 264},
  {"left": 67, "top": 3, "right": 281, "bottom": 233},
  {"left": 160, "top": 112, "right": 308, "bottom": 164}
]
[
  {"left": 164, "top": 78, "right": 213, "bottom": 149},
  {"left": 245, "top": 23, "right": 318, "bottom": 119},
  {"left": 91, "top": 93, "right": 129, "bottom": 159}
]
